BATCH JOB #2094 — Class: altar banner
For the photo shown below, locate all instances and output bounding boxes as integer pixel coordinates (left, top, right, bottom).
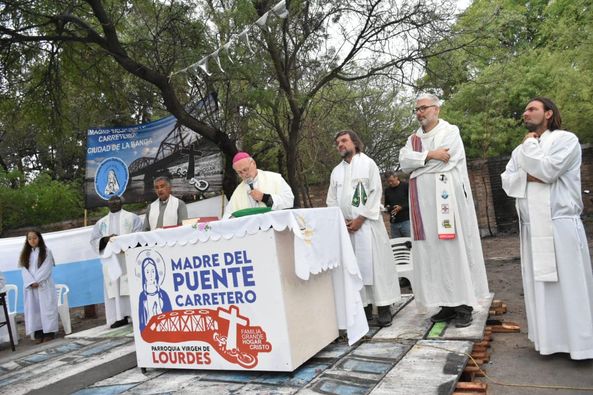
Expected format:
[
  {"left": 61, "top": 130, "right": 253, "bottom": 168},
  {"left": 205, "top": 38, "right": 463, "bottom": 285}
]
[
  {"left": 104, "top": 207, "right": 369, "bottom": 348},
  {"left": 84, "top": 94, "right": 223, "bottom": 208},
  {"left": 125, "top": 230, "right": 337, "bottom": 371}
]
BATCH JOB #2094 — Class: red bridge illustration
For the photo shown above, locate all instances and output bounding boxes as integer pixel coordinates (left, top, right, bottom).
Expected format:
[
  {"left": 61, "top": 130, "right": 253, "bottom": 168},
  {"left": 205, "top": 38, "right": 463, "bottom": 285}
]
[{"left": 141, "top": 305, "right": 272, "bottom": 368}]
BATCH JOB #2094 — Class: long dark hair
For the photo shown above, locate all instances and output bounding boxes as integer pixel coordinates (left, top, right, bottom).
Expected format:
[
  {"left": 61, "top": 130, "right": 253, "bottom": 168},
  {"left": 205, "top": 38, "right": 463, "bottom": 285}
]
[
  {"left": 334, "top": 130, "right": 365, "bottom": 153},
  {"left": 530, "top": 96, "right": 562, "bottom": 131},
  {"left": 19, "top": 230, "right": 47, "bottom": 269}
]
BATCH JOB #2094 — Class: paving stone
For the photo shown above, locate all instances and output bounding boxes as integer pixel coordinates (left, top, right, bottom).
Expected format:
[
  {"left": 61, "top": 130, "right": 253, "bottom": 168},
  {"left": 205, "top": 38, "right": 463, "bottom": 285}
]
[
  {"left": 51, "top": 342, "right": 85, "bottom": 354},
  {"left": 363, "top": 326, "right": 381, "bottom": 338},
  {"left": 122, "top": 371, "right": 203, "bottom": 394},
  {"left": 241, "top": 383, "right": 298, "bottom": 394},
  {"left": 21, "top": 352, "right": 51, "bottom": 364},
  {"left": 352, "top": 341, "right": 410, "bottom": 361},
  {"left": 199, "top": 370, "right": 260, "bottom": 384},
  {"left": 369, "top": 340, "right": 473, "bottom": 395},
  {"left": 78, "top": 338, "right": 132, "bottom": 357},
  {"left": 0, "top": 360, "right": 20, "bottom": 371},
  {"left": 392, "top": 294, "right": 414, "bottom": 315},
  {"left": 434, "top": 293, "right": 494, "bottom": 341},
  {"left": 336, "top": 357, "right": 393, "bottom": 375},
  {"left": 313, "top": 342, "right": 353, "bottom": 360},
  {"left": 71, "top": 383, "right": 137, "bottom": 395},
  {"left": 373, "top": 301, "right": 434, "bottom": 341},
  {"left": 0, "top": 373, "right": 22, "bottom": 387},
  {"left": 303, "top": 377, "right": 372, "bottom": 395},
  {"left": 91, "top": 367, "right": 163, "bottom": 387},
  {"left": 174, "top": 381, "right": 244, "bottom": 395},
  {"left": 253, "top": 360, "right": 331, "bottom": 386},
  {"left": 67, "top": 325, "right": 133, "bottom": 340}
]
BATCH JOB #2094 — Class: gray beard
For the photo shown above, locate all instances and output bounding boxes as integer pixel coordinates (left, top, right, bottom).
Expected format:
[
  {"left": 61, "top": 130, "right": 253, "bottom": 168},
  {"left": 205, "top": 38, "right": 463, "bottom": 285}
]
[{"left": 340, "top": 150, "right": 353, "bottom": 159}]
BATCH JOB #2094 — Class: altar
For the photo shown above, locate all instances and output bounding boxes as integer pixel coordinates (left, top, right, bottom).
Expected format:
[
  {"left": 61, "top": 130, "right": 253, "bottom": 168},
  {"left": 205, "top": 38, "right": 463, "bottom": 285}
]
[{"left": 102, "top": 207, "right": 368, "bottom": 372}]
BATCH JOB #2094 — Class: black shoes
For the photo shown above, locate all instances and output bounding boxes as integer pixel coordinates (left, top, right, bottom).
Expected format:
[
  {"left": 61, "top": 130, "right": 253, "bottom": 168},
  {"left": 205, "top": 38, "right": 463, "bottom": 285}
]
[
  {"left": 377, "top": 306, "right": 392, "bottom": 327},
  {"left": 364, "top": 304, "right": 393, "bottom": 327},
  {"left": 110, "top": 317, "right": 130, "bottom": 329},
  {"left": 364, "top": 305, "right": 373, "bottom": 321},
  {"left": 453, "top": 305, "right": 473, "bottom": 328},
  {"left": 430, "top": 305, "right": 474, "bottom": 327},
  {"left": 430, "top": 306, "right": 457, "bottom": 323}
]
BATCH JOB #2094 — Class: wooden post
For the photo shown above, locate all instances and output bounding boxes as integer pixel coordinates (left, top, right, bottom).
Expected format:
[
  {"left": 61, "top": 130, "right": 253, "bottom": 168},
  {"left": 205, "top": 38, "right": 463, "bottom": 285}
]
[{"left": 83, "top": 209, "right": 97, "bottom": 318}]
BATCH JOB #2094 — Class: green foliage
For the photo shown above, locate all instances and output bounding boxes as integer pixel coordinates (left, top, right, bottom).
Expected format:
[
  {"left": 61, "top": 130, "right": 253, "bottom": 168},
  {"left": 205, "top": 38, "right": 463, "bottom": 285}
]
[
  {"left": 0, "top": 170, "right": 83, "bottom": 233},
  {"left": 420, "top": 0, "right": 593, "bottom": 158}
]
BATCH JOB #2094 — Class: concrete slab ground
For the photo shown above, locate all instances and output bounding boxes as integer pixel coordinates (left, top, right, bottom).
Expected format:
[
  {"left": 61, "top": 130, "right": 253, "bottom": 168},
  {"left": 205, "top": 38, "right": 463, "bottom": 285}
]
[
  {"left": 2, "top": 232, "right": 593, "bottom": 394},
  {"left": 0, "top": 294, "right": 487, "bottom": 395}
]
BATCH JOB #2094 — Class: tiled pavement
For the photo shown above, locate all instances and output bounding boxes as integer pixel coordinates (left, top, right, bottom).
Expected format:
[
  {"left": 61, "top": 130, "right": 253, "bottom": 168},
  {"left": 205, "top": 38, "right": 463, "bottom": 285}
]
[{"left": 0, "top": 294, "right": 492, "bottom": 395}]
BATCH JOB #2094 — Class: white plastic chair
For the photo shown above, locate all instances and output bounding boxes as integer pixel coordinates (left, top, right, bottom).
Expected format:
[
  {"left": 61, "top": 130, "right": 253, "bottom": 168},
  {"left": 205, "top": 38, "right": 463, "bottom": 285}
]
[
  {"left": 0, "top": 284, "right": 19, "bottom": 345},
  {"left": 55, "top": 284, "right": 72, "bottom": 335},
  {"left": 390, "top": 237, "right": 415, "bottom": 292}
]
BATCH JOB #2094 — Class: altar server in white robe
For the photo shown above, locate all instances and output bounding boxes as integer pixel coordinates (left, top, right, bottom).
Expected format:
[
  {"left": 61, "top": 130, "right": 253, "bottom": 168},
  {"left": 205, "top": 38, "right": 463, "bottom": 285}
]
[
  {"left": 143, "top": 176, "right": 188, "bottom": 230},
  {"left": 19, "top": 230, "right": 59, "bottom": 343},
  {"left": 501, "top": 96, "right": 593, "bottom": 360},
  {"left": 327, "top": 130, "right": 400, "bottom": 327},
  {"left": 91, "top": 195, "right": 143, "bottom": 328},
  {"left": 399, "top": 93, "right": 489, "bottom": 328},
  {"left": 223, "top": 152, "right": 294, "bottom": 218}
]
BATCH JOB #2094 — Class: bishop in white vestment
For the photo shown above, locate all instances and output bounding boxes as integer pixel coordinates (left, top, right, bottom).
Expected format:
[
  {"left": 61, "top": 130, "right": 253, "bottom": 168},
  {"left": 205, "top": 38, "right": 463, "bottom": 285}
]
[
  {"left": 223, "top": 152, "right": 294, "bottom": 219},
  {"left": 399, "top": 94, "right": 489, "bottom": 327},
  {"left": 90, "top": 196, "right": 143, "bottom": 328},
  {"left": 501, "top": 97, "right": 593, "bottom": 359},
  {"left": 327, "top": 131, "right": 400, "bottom": 327}
]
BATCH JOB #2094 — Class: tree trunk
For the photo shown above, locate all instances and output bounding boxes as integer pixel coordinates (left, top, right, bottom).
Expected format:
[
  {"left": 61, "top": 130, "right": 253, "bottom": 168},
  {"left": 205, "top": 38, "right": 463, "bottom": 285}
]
[
  {"left": 286, "top": 118, "right": 302, "bottom": 208},
  {"left": 222, "top": 154, "right": 238, "bottom": 200}
]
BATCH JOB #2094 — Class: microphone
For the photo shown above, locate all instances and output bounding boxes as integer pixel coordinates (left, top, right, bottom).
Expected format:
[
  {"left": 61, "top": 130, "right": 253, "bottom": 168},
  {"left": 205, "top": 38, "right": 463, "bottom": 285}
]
[{"left": 246, "top": 178, "right": 254, "bottom": 190}]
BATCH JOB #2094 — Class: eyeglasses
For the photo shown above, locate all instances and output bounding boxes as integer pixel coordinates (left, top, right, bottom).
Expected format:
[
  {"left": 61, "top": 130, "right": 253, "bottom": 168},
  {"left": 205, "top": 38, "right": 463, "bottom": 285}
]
[{"left": 413, "top": 105, "right": 437, "bottom": 114}]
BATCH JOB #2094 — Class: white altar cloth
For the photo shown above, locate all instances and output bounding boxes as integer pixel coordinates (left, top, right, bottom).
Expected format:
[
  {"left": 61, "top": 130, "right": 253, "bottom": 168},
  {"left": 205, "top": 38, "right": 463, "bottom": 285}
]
[{"left": 102, "top": 207, "right": 368, "bottom": 345}]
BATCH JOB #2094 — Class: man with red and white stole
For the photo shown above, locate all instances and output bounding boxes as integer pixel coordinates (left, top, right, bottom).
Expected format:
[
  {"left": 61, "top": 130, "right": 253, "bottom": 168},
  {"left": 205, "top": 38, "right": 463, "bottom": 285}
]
[
  {"left": 327, "top": 130, "right": 401, "bottom": 327},
  {"left": 399, "top": 93, "right": 489, "bottom": 328},
  {"left": 501, "top": 97, "right": 593, "bottom": 359}
]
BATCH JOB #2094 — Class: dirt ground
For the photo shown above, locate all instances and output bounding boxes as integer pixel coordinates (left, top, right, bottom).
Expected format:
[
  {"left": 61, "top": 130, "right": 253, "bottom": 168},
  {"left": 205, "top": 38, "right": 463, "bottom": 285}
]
[
  {"left": 476, "top": 221, "right": 593, "bottom": 395},
  {"left": 2, "top": 223, "right": 593, "bottom": 394}
]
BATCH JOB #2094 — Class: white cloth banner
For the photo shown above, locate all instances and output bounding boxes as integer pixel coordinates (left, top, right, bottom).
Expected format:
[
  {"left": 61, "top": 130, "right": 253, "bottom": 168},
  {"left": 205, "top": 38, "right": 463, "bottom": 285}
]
[{"left": 527, "top": 182, "right": 558, "bottom": 282}]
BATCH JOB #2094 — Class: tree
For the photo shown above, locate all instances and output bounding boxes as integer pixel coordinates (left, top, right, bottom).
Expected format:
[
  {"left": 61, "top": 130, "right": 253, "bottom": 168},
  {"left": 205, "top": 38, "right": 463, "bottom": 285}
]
[
  {"left": 1, "top": 0, "right": 239, "bottom": 195},
  {"left": 418, "top": 0, "right": 593, "bottom": 157},
  {"left": 204, "top": 0, "right": 468, "bottom": 206},
  {"left": 1, "top": 0, "right": 470, "bottom": 207}
]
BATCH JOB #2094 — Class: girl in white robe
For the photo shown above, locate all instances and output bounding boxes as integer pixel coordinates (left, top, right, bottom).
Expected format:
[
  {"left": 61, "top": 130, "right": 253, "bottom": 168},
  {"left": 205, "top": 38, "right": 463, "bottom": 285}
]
[{"left": 19, "top": 230, "right": 59, "bottom": 343}]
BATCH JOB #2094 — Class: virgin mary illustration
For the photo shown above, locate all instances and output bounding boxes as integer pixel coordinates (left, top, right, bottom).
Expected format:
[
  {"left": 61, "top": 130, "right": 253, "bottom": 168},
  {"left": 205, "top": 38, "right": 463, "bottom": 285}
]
[
  {"left": 104, "top": 169, "right": 120, "bottom": 195},
  {"left": 138, "top": 257, "right": 172, "bottom": 332}
]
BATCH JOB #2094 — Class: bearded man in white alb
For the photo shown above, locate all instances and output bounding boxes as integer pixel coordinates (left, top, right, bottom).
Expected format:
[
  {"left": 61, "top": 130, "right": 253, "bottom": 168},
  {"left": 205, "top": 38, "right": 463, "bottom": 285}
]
[
  {"left": 501, "top": 96, "right": 593, "bottom": 359},
  {"left": 90, "top": 195, "right": 143, "bottom": 328},
  {"left": 399, "top": 93, "right": 489, "bottom": 328},
  {"left": 327, "top": 130, "right": 400, "bottom": 327}
]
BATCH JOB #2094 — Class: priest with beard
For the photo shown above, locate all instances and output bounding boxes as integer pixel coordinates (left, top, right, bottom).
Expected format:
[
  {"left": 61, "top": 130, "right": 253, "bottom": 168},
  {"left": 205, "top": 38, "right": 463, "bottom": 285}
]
[{"left": 501, "top": 97, "right": 593, "bottom": 359}]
